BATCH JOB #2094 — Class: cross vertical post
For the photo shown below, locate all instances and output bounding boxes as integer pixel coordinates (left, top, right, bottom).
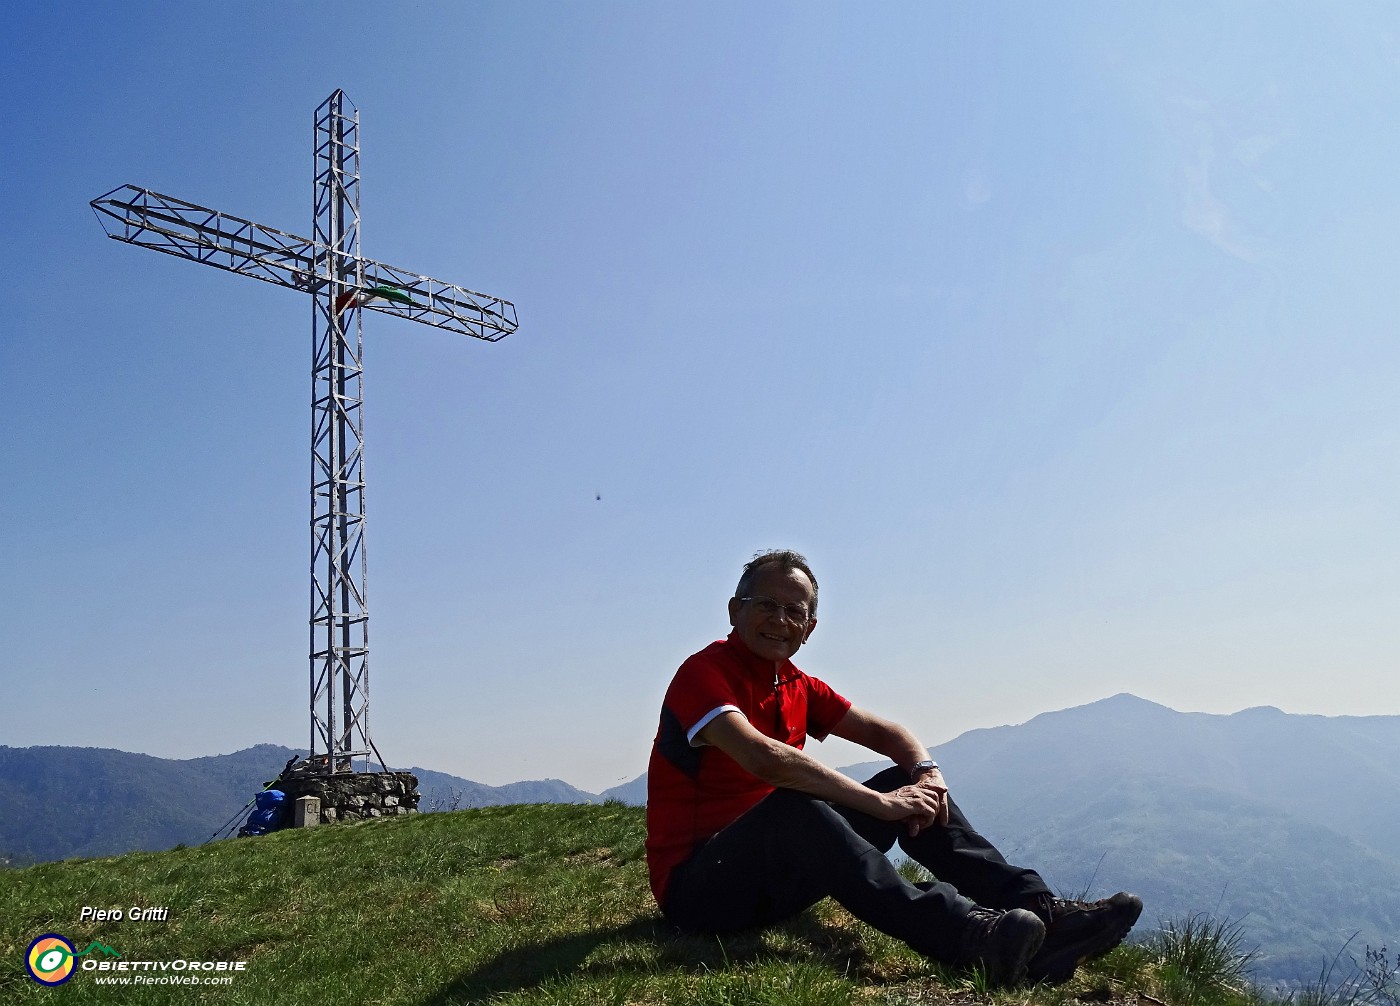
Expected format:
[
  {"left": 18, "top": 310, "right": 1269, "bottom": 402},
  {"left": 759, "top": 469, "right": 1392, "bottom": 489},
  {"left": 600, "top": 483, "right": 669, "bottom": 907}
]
[{"left": 310, "top": 91, "right": 373, "bottom": 772}]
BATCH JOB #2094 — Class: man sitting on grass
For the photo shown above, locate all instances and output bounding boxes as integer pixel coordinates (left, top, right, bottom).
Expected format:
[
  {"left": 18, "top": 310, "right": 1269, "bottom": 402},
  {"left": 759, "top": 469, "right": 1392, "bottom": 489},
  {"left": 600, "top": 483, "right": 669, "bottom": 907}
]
[{"left": 645, "top": 549, "right": 1142, "bottom": 988}]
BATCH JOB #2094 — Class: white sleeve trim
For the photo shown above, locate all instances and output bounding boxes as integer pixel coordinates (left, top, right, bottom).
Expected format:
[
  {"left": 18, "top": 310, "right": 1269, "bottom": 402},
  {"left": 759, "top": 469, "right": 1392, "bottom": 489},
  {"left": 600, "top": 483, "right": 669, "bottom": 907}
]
[{"left": 687, "top": 705, "right": 742, "bottom": 746}]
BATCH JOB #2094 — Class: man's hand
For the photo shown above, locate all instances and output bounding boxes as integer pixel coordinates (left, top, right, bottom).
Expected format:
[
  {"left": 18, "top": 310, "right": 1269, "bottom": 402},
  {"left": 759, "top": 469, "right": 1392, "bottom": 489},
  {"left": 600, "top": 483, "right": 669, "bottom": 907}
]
[
  {"left": 911, "top": 767, "right": 950, "bottom": 831},
  {"left": 873, "top": 784, "right": 945, "bottom": 836},
  {"left": 828, "top": 706, "right": 953, "bottom": 835}
]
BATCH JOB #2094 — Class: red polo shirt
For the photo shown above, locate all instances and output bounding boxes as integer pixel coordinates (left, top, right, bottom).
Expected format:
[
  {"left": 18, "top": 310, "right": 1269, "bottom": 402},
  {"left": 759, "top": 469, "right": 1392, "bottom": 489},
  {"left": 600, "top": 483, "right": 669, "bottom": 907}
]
[{"left": 644, "top": 631, "right": 851, "bottom": 906}]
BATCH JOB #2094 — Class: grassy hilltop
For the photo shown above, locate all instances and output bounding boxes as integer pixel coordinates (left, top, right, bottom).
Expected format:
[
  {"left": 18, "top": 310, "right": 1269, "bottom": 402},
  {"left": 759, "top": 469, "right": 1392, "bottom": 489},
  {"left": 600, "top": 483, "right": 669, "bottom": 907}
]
[{"left": 1, "top": 803, "right": 1393, "bottom": 1005}]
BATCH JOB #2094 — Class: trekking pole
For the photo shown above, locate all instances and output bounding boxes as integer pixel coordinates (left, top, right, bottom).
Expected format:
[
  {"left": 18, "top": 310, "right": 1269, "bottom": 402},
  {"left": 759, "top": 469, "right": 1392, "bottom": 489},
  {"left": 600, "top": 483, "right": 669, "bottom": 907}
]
[
  {"left": 204, "top": 756, "right": 302, "bottom": 843},
  {"left": 205, "top": 796, "right": 258, "bottom": 843}
]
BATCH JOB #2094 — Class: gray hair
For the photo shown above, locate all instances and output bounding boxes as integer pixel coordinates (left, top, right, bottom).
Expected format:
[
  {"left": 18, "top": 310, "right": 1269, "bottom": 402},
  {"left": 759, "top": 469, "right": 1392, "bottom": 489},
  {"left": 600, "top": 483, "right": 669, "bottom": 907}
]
[{"left": 734, "top": 549, "right": 818, "bottom": 616}]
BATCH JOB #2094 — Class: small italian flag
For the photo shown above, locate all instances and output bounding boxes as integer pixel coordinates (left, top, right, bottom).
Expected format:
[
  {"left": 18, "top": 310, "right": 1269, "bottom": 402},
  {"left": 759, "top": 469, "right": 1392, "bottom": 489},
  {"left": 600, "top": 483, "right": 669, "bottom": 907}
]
[{"left": 334, "top": 285, "right": 414, "bottom": 314}]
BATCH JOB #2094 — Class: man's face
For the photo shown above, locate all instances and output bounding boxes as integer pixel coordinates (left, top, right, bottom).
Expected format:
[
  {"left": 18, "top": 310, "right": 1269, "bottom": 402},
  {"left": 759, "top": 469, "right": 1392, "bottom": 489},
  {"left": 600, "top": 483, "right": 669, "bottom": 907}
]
[{"left": 727, "top": 564, "right": 818, "bottom": 663}]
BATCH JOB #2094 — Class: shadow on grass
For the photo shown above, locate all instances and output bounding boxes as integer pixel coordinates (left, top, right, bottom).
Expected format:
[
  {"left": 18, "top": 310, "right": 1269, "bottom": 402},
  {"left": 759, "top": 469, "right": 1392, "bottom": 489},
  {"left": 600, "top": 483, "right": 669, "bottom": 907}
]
[{"left": 421, "top": 911, "right": 879, "bottom": 1004}]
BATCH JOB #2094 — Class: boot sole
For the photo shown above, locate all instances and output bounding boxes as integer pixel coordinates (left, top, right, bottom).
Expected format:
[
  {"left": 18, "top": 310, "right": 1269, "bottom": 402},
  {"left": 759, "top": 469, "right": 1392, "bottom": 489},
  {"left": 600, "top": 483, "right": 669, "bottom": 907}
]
[{"left": 1028, "top": 892, "right": 1143, "bottom": 985}]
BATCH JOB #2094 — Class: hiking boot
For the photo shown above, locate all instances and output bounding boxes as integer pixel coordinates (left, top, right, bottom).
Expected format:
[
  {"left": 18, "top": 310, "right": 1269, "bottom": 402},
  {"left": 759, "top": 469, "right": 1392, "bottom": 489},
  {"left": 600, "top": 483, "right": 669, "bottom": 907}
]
[
  {"left": 957, "top": 907, "right": 1046, "bottom": 988},
  {"left": 1026, "top": 892, "right": 1143, "bottom": 985}
]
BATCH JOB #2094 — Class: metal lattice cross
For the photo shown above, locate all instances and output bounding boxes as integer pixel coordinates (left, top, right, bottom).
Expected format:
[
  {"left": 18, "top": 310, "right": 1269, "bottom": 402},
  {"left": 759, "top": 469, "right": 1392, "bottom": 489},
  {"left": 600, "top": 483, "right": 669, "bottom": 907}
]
[{"left": 92, "top": 91, "right": 518, "bottom": 774}]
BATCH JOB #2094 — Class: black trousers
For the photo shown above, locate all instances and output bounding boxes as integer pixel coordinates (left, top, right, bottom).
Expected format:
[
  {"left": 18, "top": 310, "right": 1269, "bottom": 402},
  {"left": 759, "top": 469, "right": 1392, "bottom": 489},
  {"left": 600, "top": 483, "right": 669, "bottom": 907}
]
[{"left": 661, "top": 767, "right": 1051, "bottom": 961}]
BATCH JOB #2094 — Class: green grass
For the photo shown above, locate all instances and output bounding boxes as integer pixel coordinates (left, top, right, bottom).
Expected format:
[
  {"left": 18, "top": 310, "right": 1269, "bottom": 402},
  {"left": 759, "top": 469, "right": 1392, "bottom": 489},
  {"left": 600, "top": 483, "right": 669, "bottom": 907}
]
[
  {"left": 0, "top": 802, "right": 1289, "bottom": 1005},
  {"left": 1149, "top": 914, "right": 1258, "bottom": 1006}
]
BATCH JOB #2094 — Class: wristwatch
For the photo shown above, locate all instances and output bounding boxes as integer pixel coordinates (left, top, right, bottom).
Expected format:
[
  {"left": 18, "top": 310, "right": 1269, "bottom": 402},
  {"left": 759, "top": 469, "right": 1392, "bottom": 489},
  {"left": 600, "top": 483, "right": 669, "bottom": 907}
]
[{"left": 911, "top": 759, "right": 939, "bottom": 779}]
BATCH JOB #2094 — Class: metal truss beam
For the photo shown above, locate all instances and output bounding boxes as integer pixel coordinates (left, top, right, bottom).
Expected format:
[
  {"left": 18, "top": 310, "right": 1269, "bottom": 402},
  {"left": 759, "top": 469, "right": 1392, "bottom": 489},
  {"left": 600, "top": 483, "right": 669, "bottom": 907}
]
[
  {"left": 308, "top": 89, "right": 369, "bottom": 771},
  {"left": 91, "top": 188, "right": 519, "bottom": 342}
]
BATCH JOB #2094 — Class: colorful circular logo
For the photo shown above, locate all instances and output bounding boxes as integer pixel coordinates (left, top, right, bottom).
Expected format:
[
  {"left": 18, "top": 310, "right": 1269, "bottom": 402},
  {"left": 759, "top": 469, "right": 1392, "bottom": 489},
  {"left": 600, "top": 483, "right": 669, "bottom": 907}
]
[{"left": 26, "top": 934, "right": 76, "bottom": 985}]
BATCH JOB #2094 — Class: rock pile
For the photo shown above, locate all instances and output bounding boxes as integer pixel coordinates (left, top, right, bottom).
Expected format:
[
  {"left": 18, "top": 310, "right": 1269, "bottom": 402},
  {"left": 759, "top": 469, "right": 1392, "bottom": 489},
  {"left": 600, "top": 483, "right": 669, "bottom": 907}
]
[{"left": 275, "top": 759, "right": 420, "bottom": 824}]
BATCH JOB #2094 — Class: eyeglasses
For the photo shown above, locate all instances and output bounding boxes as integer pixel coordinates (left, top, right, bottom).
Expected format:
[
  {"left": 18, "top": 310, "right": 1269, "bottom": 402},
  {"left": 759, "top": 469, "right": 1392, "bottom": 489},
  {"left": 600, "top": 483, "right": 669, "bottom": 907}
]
[{"left": 738, "top": 595, "right": 812, "bottom": 624}]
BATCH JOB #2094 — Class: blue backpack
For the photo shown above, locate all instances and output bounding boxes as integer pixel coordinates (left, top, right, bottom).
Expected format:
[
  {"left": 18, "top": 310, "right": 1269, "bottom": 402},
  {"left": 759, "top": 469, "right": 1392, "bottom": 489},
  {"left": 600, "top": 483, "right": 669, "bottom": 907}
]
[{"left": 238, "top": 789, "right": 287, "bottom": 837}]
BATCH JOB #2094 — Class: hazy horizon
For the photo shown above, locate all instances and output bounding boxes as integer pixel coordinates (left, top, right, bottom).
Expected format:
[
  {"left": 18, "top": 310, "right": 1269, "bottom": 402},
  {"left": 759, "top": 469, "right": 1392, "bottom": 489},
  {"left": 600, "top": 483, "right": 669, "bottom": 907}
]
[{"left": 9, "top": 690, "right": 1397, "bottom": 794}]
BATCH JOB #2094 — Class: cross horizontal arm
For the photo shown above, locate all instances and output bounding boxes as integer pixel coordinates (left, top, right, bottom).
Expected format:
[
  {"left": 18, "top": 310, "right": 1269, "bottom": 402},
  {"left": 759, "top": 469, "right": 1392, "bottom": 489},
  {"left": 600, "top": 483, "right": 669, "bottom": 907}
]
[
  {"left": 91, "top": 184, "right": 316, "bottom": 290},
  {"left": 354, "top": 258, "right": 518, "bottom": 342},
  {"left": 91, "top": 184, "right": 518, "bottom": 342}
]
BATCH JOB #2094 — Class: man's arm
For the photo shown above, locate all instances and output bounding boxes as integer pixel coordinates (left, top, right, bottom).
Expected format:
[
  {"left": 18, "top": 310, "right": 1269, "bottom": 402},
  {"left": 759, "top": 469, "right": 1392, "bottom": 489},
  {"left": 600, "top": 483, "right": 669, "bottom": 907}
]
[
  {"left": 696, "top": 711, "right": 943, "bottom": 825},
  {"left": 828, "top": 705, "right": 950, "bottom": 827}
]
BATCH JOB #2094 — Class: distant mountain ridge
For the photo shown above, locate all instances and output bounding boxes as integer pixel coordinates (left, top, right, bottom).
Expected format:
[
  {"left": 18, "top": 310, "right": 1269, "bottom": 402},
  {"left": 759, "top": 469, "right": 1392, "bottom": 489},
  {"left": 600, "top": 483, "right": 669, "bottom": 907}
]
[
  {"left": 837, "top": 694, "right": 1400, "bottom": 983},
  {"left": 6, "top": 695, "right": 1398, "bottom": 983},
  {"left": 0, "top": 743, "right": 299, "bottom": 865},
  {"left": 406, "top": 764, "right": 599, "bottom": 811},
  {"left": 0, "top": 744, "right": 604, "bottom": 866},
  {"left": 936, "top": 693, "right": 1400, "bottom": 861}
]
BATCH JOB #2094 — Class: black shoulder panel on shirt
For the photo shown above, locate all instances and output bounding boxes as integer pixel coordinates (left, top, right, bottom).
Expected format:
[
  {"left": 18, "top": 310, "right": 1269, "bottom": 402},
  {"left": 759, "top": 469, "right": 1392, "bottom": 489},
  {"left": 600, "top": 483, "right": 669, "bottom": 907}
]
[{"left": 657, "top": 705, "right": 703, "bottom": 779}]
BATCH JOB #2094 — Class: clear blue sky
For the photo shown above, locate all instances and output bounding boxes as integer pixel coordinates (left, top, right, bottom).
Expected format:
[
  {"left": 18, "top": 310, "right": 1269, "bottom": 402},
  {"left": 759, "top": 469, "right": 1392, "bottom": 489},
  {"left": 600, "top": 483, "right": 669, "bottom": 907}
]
[{"left": 3, "top": 3, "right": 1397, "bottom": 792}]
